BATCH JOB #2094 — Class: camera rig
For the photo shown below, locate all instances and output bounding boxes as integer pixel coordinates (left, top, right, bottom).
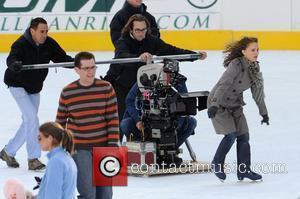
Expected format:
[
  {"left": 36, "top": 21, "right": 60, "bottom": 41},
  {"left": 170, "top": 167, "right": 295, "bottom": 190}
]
[
  {"left": 132, "top": 59, "right": 209, "bottom": 165},
  {"left": 19, "top": 53, "right": 209, "bottom": 169},
  {"left": 22, "top": 53, "right": 209, "bottom": 169}
]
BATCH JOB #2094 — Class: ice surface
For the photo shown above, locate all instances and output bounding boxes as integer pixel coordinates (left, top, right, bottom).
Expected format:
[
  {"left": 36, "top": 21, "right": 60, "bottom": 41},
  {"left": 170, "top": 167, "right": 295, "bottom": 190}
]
[{"left": 0, "top": 51, "right": 299, "bottom": 199}]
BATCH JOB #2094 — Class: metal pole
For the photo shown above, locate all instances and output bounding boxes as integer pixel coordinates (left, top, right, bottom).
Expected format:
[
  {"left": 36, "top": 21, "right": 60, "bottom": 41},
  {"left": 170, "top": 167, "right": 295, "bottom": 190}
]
[
  {"left": 21, "top": 54, "right": 201, "bottom": 70},
  {"left": 185, "top": 138, "right": 197, "bottom": 162}
]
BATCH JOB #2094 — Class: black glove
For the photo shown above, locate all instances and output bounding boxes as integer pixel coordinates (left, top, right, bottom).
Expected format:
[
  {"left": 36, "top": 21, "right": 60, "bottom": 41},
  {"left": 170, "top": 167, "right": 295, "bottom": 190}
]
[
  {"left": 9, "top": 61, "right": 22, "bottom": 72},
  {"left": 33, "top": 176, "right": 42, "bottom": 190},
  {"left": 207, "top": 106, "right": 218, "bottom": 118},
  {"left": 261, "top": 114, "right": 269, "bottom": 125}
]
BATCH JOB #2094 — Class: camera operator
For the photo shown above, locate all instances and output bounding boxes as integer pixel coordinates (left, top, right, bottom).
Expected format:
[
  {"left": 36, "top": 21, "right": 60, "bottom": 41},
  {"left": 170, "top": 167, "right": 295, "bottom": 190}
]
[
  {"left": 120, "top": 78, "right": 197, "bottom": 151},
  {"left": 104, "top": 14, "right": 207, "bottom": 128}
]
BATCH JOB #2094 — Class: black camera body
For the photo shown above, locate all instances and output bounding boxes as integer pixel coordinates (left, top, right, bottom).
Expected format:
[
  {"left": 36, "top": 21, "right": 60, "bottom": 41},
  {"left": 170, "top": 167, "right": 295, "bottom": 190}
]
[{"left": 136, "top": 59, "right": 209, "bottom": 165}]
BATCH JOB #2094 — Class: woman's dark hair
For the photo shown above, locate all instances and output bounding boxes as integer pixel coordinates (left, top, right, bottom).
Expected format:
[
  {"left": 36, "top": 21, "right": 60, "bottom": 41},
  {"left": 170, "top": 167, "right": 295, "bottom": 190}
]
[
  {"left": 74, "top": 51, "right": 95, "bottom": 68},
  {"left": 39, "top": 122, "right": 74, "bottom": 154},
  {"left": 30, "top": 17, "right": 47, "bottom": 30},
  {"left": 122, "top": 14, "right": 151, "bottom": 37},
  {"left": 223, "top": 37, "right": 258, "bottom": 67}
]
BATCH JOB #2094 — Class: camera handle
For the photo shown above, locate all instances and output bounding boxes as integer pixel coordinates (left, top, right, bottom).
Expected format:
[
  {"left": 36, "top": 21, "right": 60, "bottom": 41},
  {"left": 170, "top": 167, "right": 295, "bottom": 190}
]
[{"left": 185, "top": 139, "right": 197, "bottom": 162}]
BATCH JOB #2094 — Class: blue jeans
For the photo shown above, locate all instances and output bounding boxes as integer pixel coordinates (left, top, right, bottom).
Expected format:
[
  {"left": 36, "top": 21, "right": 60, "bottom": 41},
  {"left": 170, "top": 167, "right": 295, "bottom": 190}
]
[
  {"left": 212, "top": 132, "right": 237, "bottom": 165},
  {"left": 120, "top": 116, "right": 197, "bottom": 148},
  {"left": 5, "top": 87, "right": 41, "bottom": 159},
  {"left": 120, "top": 118, "right": 142, "bottom": 141},
  {"left": 176, "top": 117, "right": 197, "bottom": 148},
  {"left": 73, "top": 150, "right": 113, "bottom": 199}
]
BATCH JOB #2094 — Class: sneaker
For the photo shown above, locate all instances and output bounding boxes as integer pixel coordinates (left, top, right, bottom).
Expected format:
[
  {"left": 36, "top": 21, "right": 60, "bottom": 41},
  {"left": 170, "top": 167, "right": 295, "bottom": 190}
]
[
  {"left": 28, "top": 159, "right": 46, "bottom": 171},
  {"left": 0, "top": 148, "right": 20, "bottom": 168}
]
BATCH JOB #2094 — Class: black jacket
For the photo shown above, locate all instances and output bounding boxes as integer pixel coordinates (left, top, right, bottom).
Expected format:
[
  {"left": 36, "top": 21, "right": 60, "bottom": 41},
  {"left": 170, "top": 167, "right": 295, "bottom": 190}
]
[
  {"left": 110, "top": 1, "right": 160, "bottom": 47},
  {"left": 106, "top": 33, "right": 197, "bottom": 88},
  {"left": 4, "top": 29, "right": 73, "bottom": 94}
]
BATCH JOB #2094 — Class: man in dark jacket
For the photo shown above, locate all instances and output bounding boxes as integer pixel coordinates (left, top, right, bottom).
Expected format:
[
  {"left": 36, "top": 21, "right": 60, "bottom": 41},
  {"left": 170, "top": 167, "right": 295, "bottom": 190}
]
[
  {"left": 0, "top": 17, "right": 73, "bottom": 170},
  {"left": 105, "top": 14, "right": 207, "bottom": 125},
  {"left": 110, "top": 0, "right": 160, "bottom": 47}
]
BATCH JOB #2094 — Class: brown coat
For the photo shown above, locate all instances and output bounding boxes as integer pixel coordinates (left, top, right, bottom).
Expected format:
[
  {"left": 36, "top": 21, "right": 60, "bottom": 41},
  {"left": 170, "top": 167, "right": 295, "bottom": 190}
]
[{"left": 207, "top": 57, "right": 268, "bottom": 135}]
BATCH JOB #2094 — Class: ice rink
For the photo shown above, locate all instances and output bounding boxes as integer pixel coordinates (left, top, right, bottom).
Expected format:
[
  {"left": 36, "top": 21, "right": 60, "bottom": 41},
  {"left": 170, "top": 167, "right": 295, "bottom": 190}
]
[{"left": 0, "top": 51, "right": 300, "bottom": 199}]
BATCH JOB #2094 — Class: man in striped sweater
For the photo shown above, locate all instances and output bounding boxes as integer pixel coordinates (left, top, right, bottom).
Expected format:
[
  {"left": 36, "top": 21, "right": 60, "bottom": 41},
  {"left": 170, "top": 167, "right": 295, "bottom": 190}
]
[{"left": 56, "top": 51, "right": 119, "bottom": 199}]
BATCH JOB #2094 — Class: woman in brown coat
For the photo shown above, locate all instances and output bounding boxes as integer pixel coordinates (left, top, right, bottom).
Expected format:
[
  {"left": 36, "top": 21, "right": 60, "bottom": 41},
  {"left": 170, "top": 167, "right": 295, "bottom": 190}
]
[{"left": 207, "top": 37, "right": 269, "bottom": 181}]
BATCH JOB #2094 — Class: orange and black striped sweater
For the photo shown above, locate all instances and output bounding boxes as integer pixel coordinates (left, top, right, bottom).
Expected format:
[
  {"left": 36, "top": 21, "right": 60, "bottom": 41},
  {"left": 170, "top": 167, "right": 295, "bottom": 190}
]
[{"left": 56, "top": 79, "right": 119, "bottom": 150}]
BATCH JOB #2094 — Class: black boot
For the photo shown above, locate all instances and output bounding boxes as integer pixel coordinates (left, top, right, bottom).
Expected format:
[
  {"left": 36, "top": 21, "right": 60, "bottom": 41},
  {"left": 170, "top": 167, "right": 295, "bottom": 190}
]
[
  {"left": 211, "top": 163, "right": 226, "bottom": 181},
  {"left": 212, "top": 133, "right": 236, "bottom": 181},
  {"left": 236, "top": 134, "right": 262, "bottom": 181}
]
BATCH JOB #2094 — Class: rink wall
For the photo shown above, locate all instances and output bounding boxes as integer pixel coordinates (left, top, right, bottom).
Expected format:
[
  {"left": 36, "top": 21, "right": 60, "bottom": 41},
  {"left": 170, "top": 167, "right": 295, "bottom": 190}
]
[
  {"left": 2, "top": 30, "right": 300, "bottom": 52},
  {"left": 1, "top": 0, "right": 300, "bottom": 52}
]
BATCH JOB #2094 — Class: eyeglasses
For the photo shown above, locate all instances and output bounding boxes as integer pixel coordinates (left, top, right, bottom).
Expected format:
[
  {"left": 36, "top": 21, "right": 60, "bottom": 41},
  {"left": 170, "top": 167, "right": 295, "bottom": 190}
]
[
  {"left": 80, "top": 65, "right": 97, "bottom": 71},
  {"left": 133, "top": 28, "right": 148, "bottom": 33}
]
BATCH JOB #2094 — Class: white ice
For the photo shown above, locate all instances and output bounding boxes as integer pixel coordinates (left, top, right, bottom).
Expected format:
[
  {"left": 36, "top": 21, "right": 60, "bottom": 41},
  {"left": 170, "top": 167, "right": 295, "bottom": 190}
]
[{"left": 0, "top": 51, "right": 300, "bottom": 199}]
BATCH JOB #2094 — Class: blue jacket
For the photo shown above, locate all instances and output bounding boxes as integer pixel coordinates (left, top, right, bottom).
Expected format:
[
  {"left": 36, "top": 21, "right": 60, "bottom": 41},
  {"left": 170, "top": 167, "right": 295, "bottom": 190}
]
[
  {"left": 37, "top": 147, "right": 77, "bottom": 199},
  {"left": 123, "top": 80, "right": 188, "bottom": 123}
]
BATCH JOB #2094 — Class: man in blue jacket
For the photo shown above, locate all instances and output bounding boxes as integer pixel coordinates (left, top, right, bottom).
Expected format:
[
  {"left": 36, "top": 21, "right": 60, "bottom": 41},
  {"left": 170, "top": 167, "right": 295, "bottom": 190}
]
[{"left": 120, "top": 77, "right": 197, "bottom": 149}]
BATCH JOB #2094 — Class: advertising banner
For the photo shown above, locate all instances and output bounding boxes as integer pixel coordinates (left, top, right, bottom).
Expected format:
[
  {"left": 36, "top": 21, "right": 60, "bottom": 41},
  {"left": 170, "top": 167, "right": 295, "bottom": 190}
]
[{"left": 0, "top": 0, "right": 222, "bottom": 33}]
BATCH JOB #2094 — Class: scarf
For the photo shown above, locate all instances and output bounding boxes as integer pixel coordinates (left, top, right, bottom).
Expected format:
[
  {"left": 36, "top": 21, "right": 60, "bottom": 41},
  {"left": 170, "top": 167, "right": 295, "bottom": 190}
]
[{"left": 244, "top": 57, "right": 265, "bottom": 105}]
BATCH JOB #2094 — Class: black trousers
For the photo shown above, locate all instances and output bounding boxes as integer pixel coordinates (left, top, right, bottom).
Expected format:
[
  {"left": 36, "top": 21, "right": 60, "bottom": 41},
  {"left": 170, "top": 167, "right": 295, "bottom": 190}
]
[{"left": 112, "top": 83, "right": 131, "bottom": 123}]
